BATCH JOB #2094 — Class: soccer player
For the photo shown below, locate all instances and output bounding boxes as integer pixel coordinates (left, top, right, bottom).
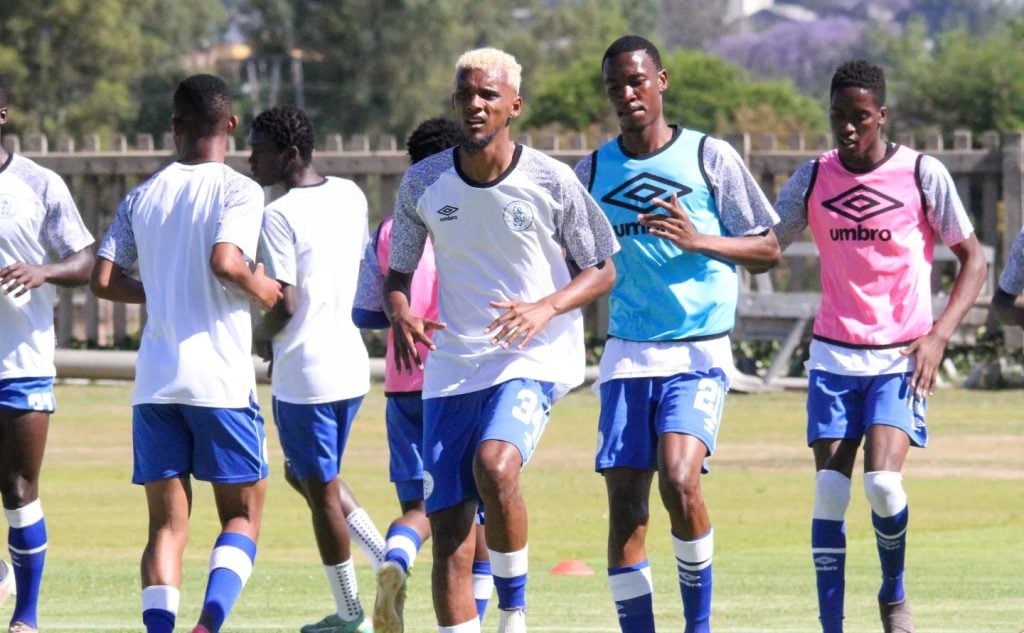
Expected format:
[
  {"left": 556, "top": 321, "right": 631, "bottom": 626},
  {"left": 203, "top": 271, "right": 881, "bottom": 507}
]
[
  {"left": 249, "top": 105, "right": 373, "bottom": 633},
  {"left": 575, "top": 36, "right": 781, "bottom": 633},
  {"left": 91, "top": 74, "right": 282, "bottom": 633},
  {"left": 353, "top": 117, "right": 495, "bottom": 633},
  {"left": 384, "top": 48, "right": 618, "bottom": 633},
  {"left": 774, "top": 60, "right": 987, "bottom": 633},
  {"left": 0, "top": 74, "right": 95, "bottom": 633}
]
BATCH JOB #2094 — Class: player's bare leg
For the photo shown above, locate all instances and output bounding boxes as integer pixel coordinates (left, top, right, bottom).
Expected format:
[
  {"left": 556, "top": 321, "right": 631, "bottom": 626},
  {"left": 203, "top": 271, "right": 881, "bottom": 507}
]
[
  {"left": 429, "top": 501, "right": 478, "bottom": 628},
  {"left": 604, "top": 467, "right": 655, "bottom": 633},
  {"left": 658, "top": 433, "right": 712, "bottom": 633},
  {"left": 0, "top": 410, "right": 49, "bottom": 632},
  {"left": 141, "top": 477, "right": 192, "bottom": 633}
]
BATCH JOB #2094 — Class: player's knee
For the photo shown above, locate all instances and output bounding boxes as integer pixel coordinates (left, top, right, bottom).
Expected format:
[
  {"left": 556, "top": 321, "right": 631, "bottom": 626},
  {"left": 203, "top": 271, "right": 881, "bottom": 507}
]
[
  {"left": 813, "top": 469, "right": 852, "bottom": 520},
  {"left": 0, "top": 476, "right": 39, "bottom": 509},
  {"left": 657, "top": 462, "right": 701, "bottom": 501},
  {"left": 474, "top": 447, "right": 522, "bottom": 497},
  {"left": 863, "top": 471, "right": 907, "bottom": 517},
  {"left": 608, "top": 490, "right": 649, "bottom": 531}
]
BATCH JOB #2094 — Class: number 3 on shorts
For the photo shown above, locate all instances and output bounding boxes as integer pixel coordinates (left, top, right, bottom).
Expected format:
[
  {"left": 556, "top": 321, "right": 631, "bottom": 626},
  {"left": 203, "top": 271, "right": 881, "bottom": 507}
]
[
  {"left": 511, "top": 388, "right": 546, "bottom": 451},
  {"left": 693, "top": 378, "right": 724, "bottom": 437}
]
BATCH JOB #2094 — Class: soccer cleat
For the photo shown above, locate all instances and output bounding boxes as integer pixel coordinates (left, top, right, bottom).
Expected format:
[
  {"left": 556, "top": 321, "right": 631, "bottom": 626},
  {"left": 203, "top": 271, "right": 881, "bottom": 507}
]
[
  {"left": 190, "top": 626, "right": 212, "bottom": 633},
  {"left": 373, "top": 560, "right": 407, "bottom": 633},
  {"left": 8, "top": 624, "right": 37, "bottom": 633},
  {"left": 497, "top": 608, "right": 526, "bottom": 633},
  {"left": 299, "top": 612, "right": 373, "bottom": 633},
  {"left": 879, "top": 598, "right": 916, "bottom": 633},
  {"left": 0, "top": 560, "right": 15, "bottom": 610}
]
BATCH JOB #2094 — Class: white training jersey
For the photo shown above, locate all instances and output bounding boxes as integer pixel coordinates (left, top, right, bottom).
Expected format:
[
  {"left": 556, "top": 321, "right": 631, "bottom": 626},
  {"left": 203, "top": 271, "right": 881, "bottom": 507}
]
[
  {"left": 389, "top": 144, "right": 619, "bottom": 400},
  {"left": 259, "top": 177, "right": 370, "bottom": 404},
  {"left": 98, "top": 161, "right": 264, "bottom": 407},
  {"left": 0, "top": 153, "right": 94, "bottom": 379}
]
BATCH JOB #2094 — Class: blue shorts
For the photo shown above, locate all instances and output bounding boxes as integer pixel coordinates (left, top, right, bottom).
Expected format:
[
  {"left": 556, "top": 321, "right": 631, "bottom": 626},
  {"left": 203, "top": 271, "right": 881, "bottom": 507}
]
[
  {"left": 423, "top": 379, "right": 554, "bottom": 514},
  {"left": 596, "top": 369, "right": 728, "bottom": 472},
  {"left": 133, "top": 395, "right": 269, "bottom": 484},
  {"left": 807, "top": 370, "right": 928, "bottom": 447},
  {"left": 386, "top": 393, "right": 426, "bottom": 503},
  {"left": 273, "top": 396, "right": 364, "bottom": 483},
  {"left": 0, "top": 377, "right": 56, "bottom": 413}
]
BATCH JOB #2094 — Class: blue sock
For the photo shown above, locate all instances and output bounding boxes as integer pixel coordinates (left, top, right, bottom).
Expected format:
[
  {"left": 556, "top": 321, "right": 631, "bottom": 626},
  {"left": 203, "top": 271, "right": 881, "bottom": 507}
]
[
  {"left": 472, "top": 559, "right": 493, "bottom": 621},
  {"left": 608, "top": 560, "right": 655, "bottom": 633},
  {"left": 8, "top": 505, "right": 47, "bottom": 629},
  {"left": 201, "top": 532, "right": 257, "bottom": 633},
  {"left": 489, "top": 547, "right": 528, "bottom": 611},
  {"left": 142, "top": 585, "right": 179, "bottom": 633},
  {"left": 384, "top": 524, "right": 422, "bottom": 574},
  {"left": 812, "top": 518, "right": 846, "bottom": 633},
  {"left": 872, "top": 506, "right": 908, "bottom": 604},
  {"left": 673, "top": 531, "right": 713, "bottom": 633}
]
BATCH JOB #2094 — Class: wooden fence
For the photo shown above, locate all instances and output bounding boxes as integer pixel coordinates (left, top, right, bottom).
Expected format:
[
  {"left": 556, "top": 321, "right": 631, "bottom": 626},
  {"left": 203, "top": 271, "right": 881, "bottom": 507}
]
[{"left": 5, "top": 128, "right": 1023, "bottom": 381}]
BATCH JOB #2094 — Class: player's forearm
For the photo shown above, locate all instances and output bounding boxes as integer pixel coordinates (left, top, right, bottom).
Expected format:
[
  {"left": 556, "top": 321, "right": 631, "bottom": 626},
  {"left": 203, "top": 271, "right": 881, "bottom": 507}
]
[
  {"left": 383, "top": 270, "right": 414, "bottom": 323},
  {"left": 90, "top": 258, "right": 146, "bottom": 304},
  {"left": 692, "top": 231, "right": 781, "bottom": 272},
  {"left": 544, "top": 257, "right": 616, "bottom": 315},
  {"left": 931, "top": 237, "right": 988, "bottom": 340},
  {"left": 44, "top": 248, "right": 96, "bottom": 287}
]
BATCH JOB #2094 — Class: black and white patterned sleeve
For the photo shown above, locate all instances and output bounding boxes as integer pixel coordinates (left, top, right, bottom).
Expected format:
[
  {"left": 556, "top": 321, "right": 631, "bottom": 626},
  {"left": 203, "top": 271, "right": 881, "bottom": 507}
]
[
  {"left": 217, "top": 169, "right": 265, "bottom": 261},
  {"left": 541, "top": 155, "right": 617, "bottom": 268},
  {"left": 28, "top": 165, "right": 94, "bottom": 258},
  {"left": 97, "top": 194, "right": 138, "bottom": 269},
  {"left": 259, "top": 207, "right": 296, "bottom": 286},
  {"left": 701, "top": 137, "right": 778, "bottom": 238},
  {"left": 918, "top": 155, "right": 974, "bottom": 247},
  {"left": 772, "top": 161, "right": 815, "bottom": 251},
  {"left": 388, "top": 159, "right": 439, "bottom": 274}
]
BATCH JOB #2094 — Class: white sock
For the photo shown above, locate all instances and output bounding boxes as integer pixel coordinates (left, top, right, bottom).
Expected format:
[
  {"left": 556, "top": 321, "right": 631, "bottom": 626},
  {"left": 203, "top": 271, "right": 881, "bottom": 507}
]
[
  {"left": 439, "top": 618, "right": 481, "bottom": 633},
  {"left": 325, "top": 559, "right": 363, "bottom": 621},
  {"left": 347, "top": 507, "right": 386, "bottom": 571}
]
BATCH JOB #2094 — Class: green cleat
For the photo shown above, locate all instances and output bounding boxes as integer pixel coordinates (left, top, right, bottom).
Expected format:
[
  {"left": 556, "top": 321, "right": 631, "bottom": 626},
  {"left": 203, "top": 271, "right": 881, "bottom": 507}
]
[{"left": 300, "top": 612, "right": 373, "bottom": 633}]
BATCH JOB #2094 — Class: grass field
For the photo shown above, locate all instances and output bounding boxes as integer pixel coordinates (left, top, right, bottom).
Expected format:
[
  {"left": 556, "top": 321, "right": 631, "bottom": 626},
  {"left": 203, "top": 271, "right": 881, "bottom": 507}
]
[{"left": 6, "top": 381, "right": 1023, "bottom": 632}]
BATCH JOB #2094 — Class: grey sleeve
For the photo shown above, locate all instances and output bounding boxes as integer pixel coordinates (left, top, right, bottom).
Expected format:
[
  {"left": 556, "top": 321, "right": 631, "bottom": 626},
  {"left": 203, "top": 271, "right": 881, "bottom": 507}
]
[
  {"left": 918, "top": 155, "right": 975, "bottom": 246},
  {"left": 555, "top": 164, "right": 618, "bottom": 269},
  {"left": 353, "top": 227, "right": 385, "bottom": 312},
  {"left": 388, "top": 171, "right": 430, "bottom": 274},
  {"left": 999, "top": 227, "right": 1024, "bottom": 294},
  {"left": 773, "top": 161, "right": 815, "bottom": 251},
  {"left": 38, "top": 170, "right": 94, "bottom": 258},
  {"left": 216, "top": 173, "right": 266, "bottom": 261},
  {"left": 97, "top": 196, "right": 138, "bottom": 269},
  {"left": 701, "top": 137, "right": 779, "bottom": 237},
  {"left": 572, "top": 154, "right": 594, "bottom": 188}
]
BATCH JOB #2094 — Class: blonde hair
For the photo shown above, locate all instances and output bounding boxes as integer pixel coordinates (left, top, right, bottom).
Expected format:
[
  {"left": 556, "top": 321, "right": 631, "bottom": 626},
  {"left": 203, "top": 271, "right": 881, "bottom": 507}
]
[{"left": 455, "top": 48, "right": 522, "bottom": 94}]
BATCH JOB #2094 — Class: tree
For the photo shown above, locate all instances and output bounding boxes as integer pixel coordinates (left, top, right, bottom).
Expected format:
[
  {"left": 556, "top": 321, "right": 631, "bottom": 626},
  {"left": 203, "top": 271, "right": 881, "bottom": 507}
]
[
  {"left": 524, "top": 46, "right": 825, "bottom": 137},
  {"left": 0, "top": 0, "right": 225, "bottom": 142}
]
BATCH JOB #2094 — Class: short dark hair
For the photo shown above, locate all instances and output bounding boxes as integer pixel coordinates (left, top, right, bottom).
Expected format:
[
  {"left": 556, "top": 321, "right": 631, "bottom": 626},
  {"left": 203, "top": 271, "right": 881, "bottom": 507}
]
[
  {"left": 830, "top": 60, "right": 886, "bottom": 106},
  {"left": 172, "top": 74, "right": 233, "bottom": 137},
  {"left": 0, "top": 75, "right": 8, "bottom": 108},
  {"left": 406, "top": 117, "right": 462, "bottom": 164},
  {"left": 250, "top": 106, "right": 316, "bottom": 164},
  {"left": 602, "top": 36, "right": 663, "bottom": 71}
]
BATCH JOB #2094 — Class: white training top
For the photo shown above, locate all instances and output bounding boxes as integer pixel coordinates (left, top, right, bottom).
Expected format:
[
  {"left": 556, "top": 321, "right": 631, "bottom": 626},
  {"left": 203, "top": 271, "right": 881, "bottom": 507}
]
[
  {"left": 389, "top": 144, "right": 619, "bottom": 400},
  {"left": 98, "top": 161, "right": 264, "bottom": 407},
  {"left": 0, "top": 153, "right": 94, "bottom": 379},
  {"left": 260, "top": 177, "right": 370, "bottom": 404}
]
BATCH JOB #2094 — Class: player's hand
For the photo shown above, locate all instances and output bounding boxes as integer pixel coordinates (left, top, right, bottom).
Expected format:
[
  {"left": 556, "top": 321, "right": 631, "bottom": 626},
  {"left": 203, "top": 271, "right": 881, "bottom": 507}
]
[
  {"left": 254, "top": 337, "right": 273, "bottom": 363},
  {"left": 0, "top": 262, "right": 46, "bottom": 297},
  {"left": 252, "top": 263, "right": 283, "bottom": 310},
  {"left": 390, "top": 311, "right": 445, "bottom": 373},
  {"left": 900, "top": 331, "right": 948, "bottom": 398},
  {"left": 639, "top": 194, "right": 702, "bottom": 251},
  {"left": 485, "top": 299, "right": 557, "bottom": 349}
]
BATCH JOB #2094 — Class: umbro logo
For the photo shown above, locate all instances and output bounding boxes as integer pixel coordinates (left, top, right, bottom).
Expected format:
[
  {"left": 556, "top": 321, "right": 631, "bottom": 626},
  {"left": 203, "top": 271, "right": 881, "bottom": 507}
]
[
  {"left": 822, "top": 185, "right": 903, "bottom": 223},
  {"left": 437, "top": 205, "right": 459, "bottom": 222},
  {"left": 824, "top": 185, "right": 903, "bottom": 242},
  {"left": 814, "top": 555, "right": 837, "bottom": 566},
  {"left": 602, "top": 173, "right": 692, "bottom": 214}
]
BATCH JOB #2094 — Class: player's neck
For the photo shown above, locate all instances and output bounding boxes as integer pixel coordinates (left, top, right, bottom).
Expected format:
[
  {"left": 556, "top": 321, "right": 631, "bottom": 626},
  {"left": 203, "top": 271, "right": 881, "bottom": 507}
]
[
  {"left": 177, "top": 135, "right": 229, "bottom": 165},
  {"left": 285, "top": 165, "right": 324, "bottom": 190},
  {"left": 620, "top": 119, "right": 673, "bottom": 156},
  {"left": 457, "top": 138, "right": 516, "bottom": 184}
]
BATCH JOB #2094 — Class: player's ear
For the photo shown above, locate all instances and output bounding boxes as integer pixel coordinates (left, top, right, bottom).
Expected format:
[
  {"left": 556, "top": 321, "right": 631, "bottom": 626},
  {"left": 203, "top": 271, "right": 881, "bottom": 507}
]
[
  {"left": 878, "top": 105, "right": 887, "bottom": 127},
  {"left": 509, "top": 94, "right": 523, "bottom": 120},
  {"left": 226, "top": 114, "right": 239, "bottom": 134}
]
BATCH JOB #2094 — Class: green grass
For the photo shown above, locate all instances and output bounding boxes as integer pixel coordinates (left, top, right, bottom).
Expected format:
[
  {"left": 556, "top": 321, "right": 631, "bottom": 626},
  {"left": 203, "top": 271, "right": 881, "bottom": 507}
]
[{"left": 8, "top": 382, "right": 1024, "bottom": 632}]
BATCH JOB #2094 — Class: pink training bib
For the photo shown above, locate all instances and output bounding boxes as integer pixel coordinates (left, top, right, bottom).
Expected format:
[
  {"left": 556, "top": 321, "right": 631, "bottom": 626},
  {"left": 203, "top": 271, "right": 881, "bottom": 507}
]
[
  {"left": 808, "top": 146, "right": 935, "bottom": 347},
  {"left": 377, "top": 216, "right": 439, "bottom": 392}
]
